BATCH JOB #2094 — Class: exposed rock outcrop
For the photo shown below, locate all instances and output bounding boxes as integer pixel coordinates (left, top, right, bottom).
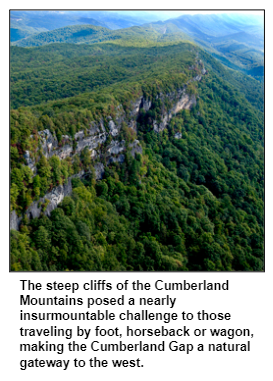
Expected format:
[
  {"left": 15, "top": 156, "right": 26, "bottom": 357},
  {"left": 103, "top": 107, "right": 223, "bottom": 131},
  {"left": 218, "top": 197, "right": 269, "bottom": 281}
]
[
  {"left": 57, "top": 144, "right": 73, "bottom": 160},
  {"left": 10, "top": 171, "right": 88, "bottom": 230},
  {"left": 107, "top": 140, "right": 125, "bottom": 155},
  {"left": 141, "top": 98, "right": 152, "bottom": 112},
  {"left": 11, "top": 69, "right": 205, "bottom": 230},
  {"left": 108, "top": 155, "right": 125, "bottom": 164},
  {"left": 153, "top": 92, "right": 196, "bottom": 133},
  {"left": 25, "top": 179, "right": 73, "bottom": 220},
  {"left": 10, "top": 210, "right": 21, "bottom": 231},
  {"left": 23, "top": 150, "right": 36, "bottom": 172},
  {"left": 38, "top": 129, "right": 58, "bottom": 158},
  {"left": 130, "top": 140, "right": 143, "bottom": 157},
  {"left": 130, "top": 96, "right": 152, "bottom": 116},
  {"left": 130, "top": 97, "right": 143, "bottom": 116},
  {"left": 108, "top": 120, "right": 119, "bottom": 137},
  {"left": 171, "top": 93, "right": 196, "bottom": 114},
  {"left": 94, "top": 163, "right": 105, "bottom": 180},
  {"left": 75, "top": 132, "right": 107, "bottom": 153}
]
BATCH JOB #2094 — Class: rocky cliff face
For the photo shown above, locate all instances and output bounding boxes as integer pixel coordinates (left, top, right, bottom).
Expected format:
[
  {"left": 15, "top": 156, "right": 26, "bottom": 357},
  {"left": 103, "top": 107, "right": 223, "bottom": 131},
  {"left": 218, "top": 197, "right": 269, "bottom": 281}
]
[
  {"left": 152, "top": 90, "right": 196, "bottom": 133},
  {"left": 10, "top": 210, "right": 20, "bottom": 231},
  {"left": 10, "top": 171, "right": 88, "bottom": 231},
  {"left": 11, "top": 71, "right": 204, "bottom": 230}
]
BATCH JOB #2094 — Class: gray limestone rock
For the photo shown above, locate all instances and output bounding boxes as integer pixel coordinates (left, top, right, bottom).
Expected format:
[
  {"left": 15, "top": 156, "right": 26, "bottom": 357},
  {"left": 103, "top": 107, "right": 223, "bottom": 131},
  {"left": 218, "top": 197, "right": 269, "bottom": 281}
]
[
  {"left": 153, "top": 91, "right": 196, "bottom": 133},
  {"left": 115, "top": 105, "right": 126, "bottom": 127},
  {"left": 108, "top": 154, "right": 125, "bottom": 164},
  {"left": 107, "top": 140, "right": 125, "bottom": 155},
  {"left": 89, "top": 123, "right": 101, "bottom": 136},
  {"left": 23, "top": 150, "right": 36, "bottom": 172},
  {"left": 108, "top": 120, "right": 119, "bottom": 137},
  {"left": 11, "top": 178, "right": 74, "bottom": 230},
  {"left": 10, "top": 210, "right": 21, "bottom": 231},
  {"left": 130, "top": 97, "right": 142, "bottom": 116},
  {"left": 153, "top": 113, "right": 170, "bottom": 133},
  {"left": 142, "top": 98, "right": 152, "bottom": 112},
  {"left": 171, "top": 93, "right": 196, "bottom": 114},
  {"left": 76, "top": 133, "right": 107, "bottom": 153},
  {"left": 74, "top": 130, "right": 85, "bottom": 140},
  {"left": 25, "top": 179, "right": 73, "bottom": 220},
  {"left": 94, "top": 163, "right": 105, "bottom": 180},
  {"left": 38, "top": 129, "right": 58, "bottom": 158},
  {"left": 90, "top": 149, "right": 97, "bottom": 158},
  {"left": 129, "top": 140, "right": 143, "bottom": 157},
  {"left": 57, "top": 145, "right": 73, "bottom": 159}
]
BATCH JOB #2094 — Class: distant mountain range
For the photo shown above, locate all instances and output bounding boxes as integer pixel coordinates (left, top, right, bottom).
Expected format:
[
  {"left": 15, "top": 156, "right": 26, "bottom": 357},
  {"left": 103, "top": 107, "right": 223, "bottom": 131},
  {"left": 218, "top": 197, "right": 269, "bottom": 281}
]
[
  {"left": 10, "top": 10, "right": 160, "bottom": 42},
  {"left": 148, "top": 13, "right": 264, "bottom": 78},
  {"left": 10, "top": 11, "right": 264, "bottom": 80},
  {"left": 11, "top": 23, "right": 191, "bottom": 48}
]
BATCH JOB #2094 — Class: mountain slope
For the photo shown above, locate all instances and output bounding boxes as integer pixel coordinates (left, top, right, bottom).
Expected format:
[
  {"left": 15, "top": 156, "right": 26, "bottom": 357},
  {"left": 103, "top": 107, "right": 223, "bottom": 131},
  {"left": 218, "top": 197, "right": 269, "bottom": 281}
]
[
  {"left": 166, "top": 13, "right": 264, "bottom": 40},
  {"left": 210, "top": 31, "right": 263, "bottom": 49},
  {"left": 10, "top": 35, "right": 264, "bottom": 271},
  {"left": 10, "top": 14, "right": 47, "bottom": 42}
]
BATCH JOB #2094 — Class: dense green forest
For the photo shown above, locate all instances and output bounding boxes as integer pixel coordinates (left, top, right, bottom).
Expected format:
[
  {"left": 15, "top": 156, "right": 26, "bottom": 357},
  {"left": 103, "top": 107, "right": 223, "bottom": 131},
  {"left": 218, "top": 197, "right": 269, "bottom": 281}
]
[
  {"left": 11, "top": 23, "right": 190, "bottom": 48},
  {"left": 10, "top": 42, "right": 194, "bottom": 109},
  {"left": 10, "top": 42, "right": 264, "bottom": 113},
  {"left": 12, "top": 11, "right": 264, "bottom": 81},
  {"left": 10, "top": 24, "right": 264, "bottom": 272}
]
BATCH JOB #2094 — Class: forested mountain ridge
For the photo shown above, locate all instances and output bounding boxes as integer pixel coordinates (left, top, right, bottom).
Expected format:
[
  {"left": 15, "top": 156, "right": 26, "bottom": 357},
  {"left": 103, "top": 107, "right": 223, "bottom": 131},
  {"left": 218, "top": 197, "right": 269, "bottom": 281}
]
[
  {"left": 10, "top": 41, "right": 263, "bottom": 114},
  {"left": 10, "top": 41, "right": 196, "bottom": 109},
  {"left": 11, "top": 25, "right": 113, "bottom": 47},
  {"left": 10, "top": 30, "right": 264, "bottom": 272},
  {"left": 11, "top": 11, "right": 264, "bottom": 83},
  {"left": 11, "top": 23, "right": 190, "bottom": 48},
  {"left": 149, "top": 13, "right": 264, "bottom": 81}
]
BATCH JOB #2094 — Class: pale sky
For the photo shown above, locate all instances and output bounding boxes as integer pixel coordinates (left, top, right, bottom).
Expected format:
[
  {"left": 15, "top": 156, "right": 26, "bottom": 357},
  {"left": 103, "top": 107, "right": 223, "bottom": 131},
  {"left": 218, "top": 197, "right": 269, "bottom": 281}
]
[
  {"left": 138, "top": 10, "right": 264, "bottom": 18},
  {"left": 110, "top": 10, "right": 264, "bottom": 23}
]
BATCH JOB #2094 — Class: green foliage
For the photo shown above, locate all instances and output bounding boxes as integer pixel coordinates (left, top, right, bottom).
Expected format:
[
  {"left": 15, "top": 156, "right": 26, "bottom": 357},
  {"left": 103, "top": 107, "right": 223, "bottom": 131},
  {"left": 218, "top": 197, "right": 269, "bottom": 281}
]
[
  {"left": 10, "top": 42, "right": 194, "bottom": 109},
  {"left": 200, "top": 49, "right": 264, "bottom": 113},
  {"left": 10, "top": 31, "right": 263, "bottom": 272},
  {"left": 11, "top": 23, "right": 190, "bottom": 48}
]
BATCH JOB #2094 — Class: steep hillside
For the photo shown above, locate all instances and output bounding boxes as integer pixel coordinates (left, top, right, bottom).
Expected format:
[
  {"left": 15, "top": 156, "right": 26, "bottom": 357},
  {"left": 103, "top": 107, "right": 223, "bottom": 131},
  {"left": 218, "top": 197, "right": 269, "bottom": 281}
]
[
  {"left": 10, "top": 39, "right": 264, "bottom": 271},
  {"left": 199, "top": 49, "right": 264, "bottom": 113}
]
